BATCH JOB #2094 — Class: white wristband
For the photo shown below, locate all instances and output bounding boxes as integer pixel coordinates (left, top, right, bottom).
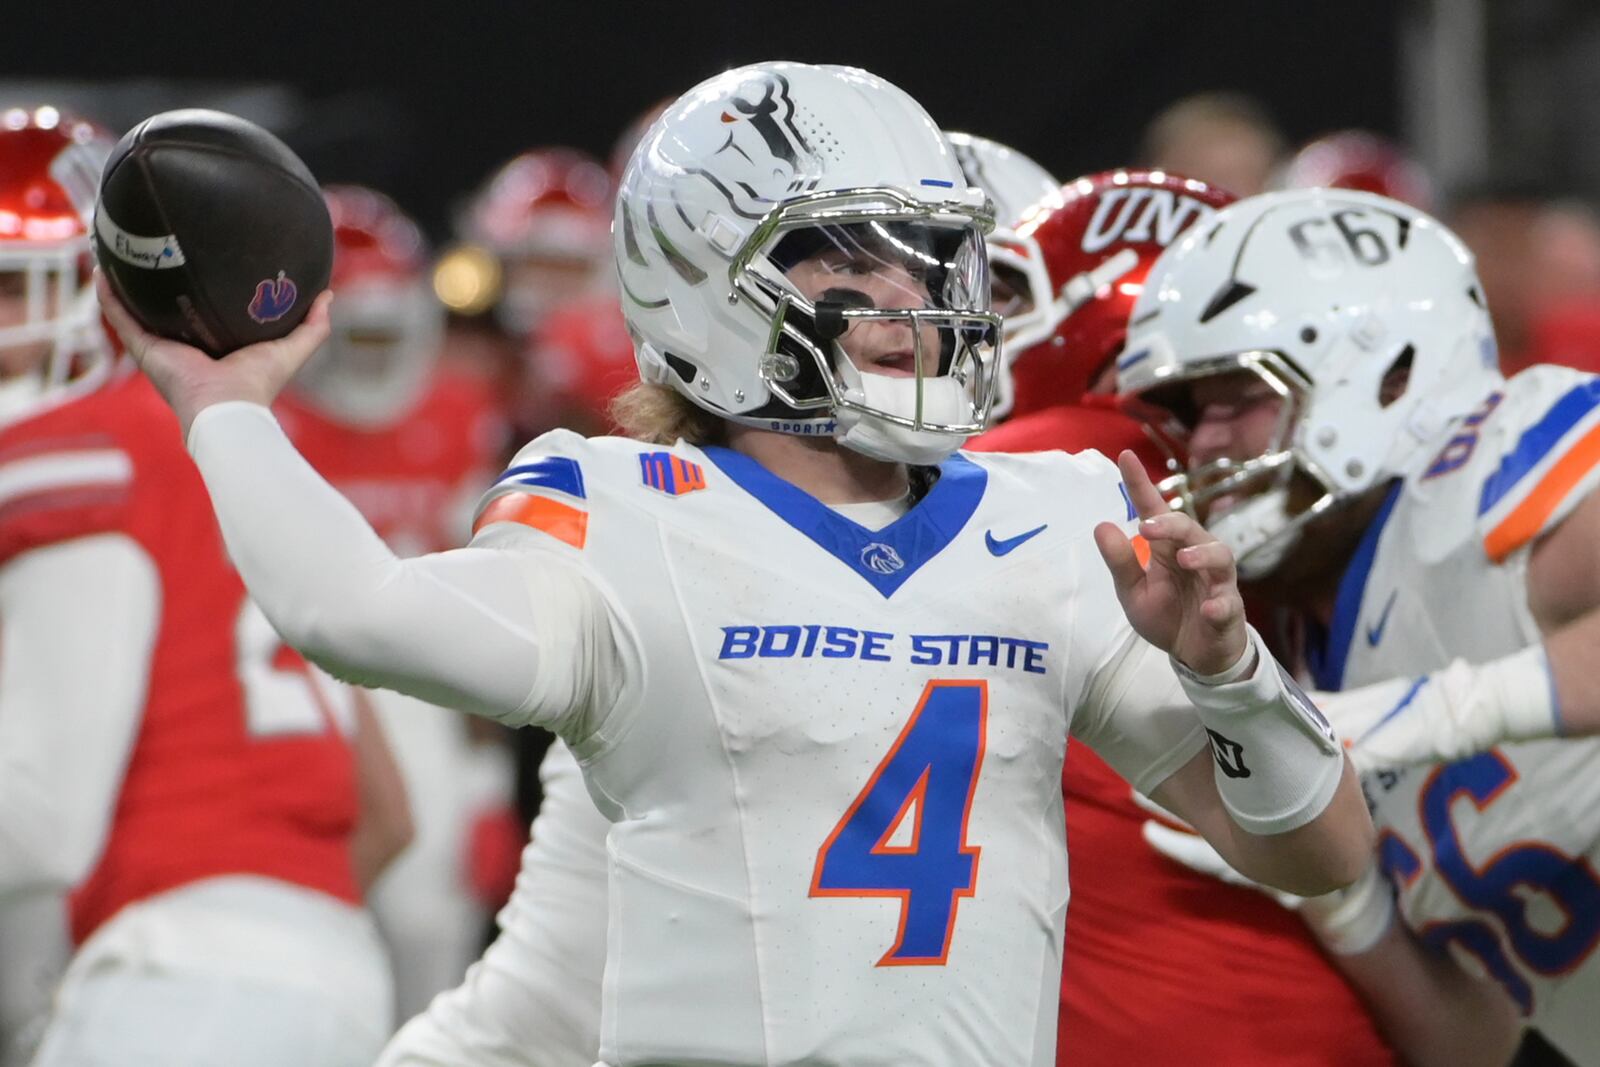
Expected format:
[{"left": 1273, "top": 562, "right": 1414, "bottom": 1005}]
[
  {"left": 1299, "top": 862, "right": 1396, "bottom": 956},
  {"left": 1175, "top": 625, "right": 1345, "bottom": 835}
]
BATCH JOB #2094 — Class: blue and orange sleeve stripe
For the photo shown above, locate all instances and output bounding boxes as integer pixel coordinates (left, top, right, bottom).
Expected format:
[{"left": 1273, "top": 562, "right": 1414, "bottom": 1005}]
[
  {"left": 472, "top": 453, "right": 590, "bottom": 547},
  {"left": 1477, "top": 381, "right": 1600, "bottom": 561},
  {"left": 473, "top": 492, "right": 588, "bottom": 548},
  {"left": 1483, "top": 420, "right": 1600, "bottom": 561}
]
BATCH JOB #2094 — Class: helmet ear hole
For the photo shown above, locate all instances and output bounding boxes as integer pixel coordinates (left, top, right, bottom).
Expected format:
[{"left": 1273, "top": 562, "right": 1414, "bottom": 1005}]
[
  {"left": 1378, "top": 344, "right": 1415, "bottom": 408},
  {"left": 663, "top": 352, "right": 699, "bottom": 384}
]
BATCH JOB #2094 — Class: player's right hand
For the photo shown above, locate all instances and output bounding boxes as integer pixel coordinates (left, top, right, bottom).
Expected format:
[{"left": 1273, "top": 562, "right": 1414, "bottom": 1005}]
[
  {"left": 1094, "top": 449, "right": 1249, "bottom": 677},
  {"left": 95, "top": 271, "right": 332, "bottom": 437}
]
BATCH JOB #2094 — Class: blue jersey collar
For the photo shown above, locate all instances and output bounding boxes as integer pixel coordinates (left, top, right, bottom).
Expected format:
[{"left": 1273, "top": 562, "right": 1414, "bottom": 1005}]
[
  {"left": 1305, "top": 481, "right": 1403, "bottom": 691},
  {"left": 701, "top": 446, "right": 988, "bottom": 598}
]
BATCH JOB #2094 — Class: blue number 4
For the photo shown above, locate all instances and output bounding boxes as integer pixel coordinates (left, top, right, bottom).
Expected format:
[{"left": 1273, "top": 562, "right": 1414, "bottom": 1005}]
[{"left": 811, "top": 680, "right": 988, "bottom": 966}]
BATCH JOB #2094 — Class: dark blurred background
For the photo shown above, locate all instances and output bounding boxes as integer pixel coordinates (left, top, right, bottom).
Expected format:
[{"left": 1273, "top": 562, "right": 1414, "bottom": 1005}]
[{"left": 2, "top": 0, "right": 1413, "bottom": 236}]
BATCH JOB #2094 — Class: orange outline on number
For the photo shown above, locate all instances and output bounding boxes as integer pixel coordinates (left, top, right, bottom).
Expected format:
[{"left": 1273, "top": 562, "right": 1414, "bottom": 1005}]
[
  {"left": 1417, "top": 750, "right": 1600, "bottom": 979},
  {"left": 808, "top": 678, "right": 989, "bottom": 967}
]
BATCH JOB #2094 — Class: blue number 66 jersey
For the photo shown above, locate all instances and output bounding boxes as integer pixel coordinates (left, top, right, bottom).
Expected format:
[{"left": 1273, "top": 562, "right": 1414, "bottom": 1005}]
[{"left": 1319, "top": 365, "right": 1600, "bottom": 1061}]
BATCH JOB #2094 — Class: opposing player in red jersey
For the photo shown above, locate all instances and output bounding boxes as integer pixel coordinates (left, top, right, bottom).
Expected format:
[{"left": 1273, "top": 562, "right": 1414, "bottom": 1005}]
[
  {"left": 277, "top": 185, "right": 515, "bottom": 1019},
  {"left": 456, "top": 147, "right": 614, "bottom": 339},
  {"left": 0, "top": 109, "right": 401, "bottom": 1067},
  {"left": 1281, "top": 129, "right": 1435, "bottom": 211},
  {"left": 967, "top": 169, "right": 1397, "bottom": 1066}
]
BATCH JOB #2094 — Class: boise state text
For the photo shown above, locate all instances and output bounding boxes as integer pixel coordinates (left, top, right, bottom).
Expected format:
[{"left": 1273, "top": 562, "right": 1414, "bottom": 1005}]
[{"left": 718, "top": 624, "right": 1049, "bottom": 674}]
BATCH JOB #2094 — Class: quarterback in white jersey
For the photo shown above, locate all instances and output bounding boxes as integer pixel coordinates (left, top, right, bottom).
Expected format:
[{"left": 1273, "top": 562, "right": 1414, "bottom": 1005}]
[
  {"left": 377, "top": 128, "right": 1071, "bottom": 1067},
  {"left": 1123, "top": 187, "right": 1600, "bottom": 1065},
  {"left": 101, "top": 62, "right": 1373, "bottom": 1067}
]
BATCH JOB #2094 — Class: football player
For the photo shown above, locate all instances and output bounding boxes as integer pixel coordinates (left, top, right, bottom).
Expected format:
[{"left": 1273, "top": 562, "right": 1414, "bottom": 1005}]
[
  {"left": 1141, "top": 91, "right": 1284, "bottom": 198},
  {"left": 456, "top": 147, "right": 613, "bottom": 339},
  {"left": 0, "top": 108, "right": 402, "bottom": 1066},
  {"left": 277, "top": 184, "right": 517, "bottom": 1020},
  {"left": 101, "top": 63, "right": 1373, "bottom": 1066},
  {"left": 967, "top": 170, "right": 1397, "bottom": 1065},
  {"left": 1121, "top": 187, "right": 1600, "bottom": 1065},
  {"left": 375, "top": 131, "right": 1072, "bottom": 1067}
]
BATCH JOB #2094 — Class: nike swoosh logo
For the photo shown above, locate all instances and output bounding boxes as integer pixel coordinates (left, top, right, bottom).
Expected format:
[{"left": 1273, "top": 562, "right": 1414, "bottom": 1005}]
[
  {"left": 1365, "top": 591, "right": 1398, "bottom": 647},
  {"left": 985, "top": 524, "right": 1048, "bottom": 557}
]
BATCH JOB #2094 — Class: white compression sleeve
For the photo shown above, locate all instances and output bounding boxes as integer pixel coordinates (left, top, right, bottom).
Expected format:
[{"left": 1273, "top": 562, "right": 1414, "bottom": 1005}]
[
  {"left": 0, "top": 535, "right": 157, "bottom": 892},
  {"left": 1173, "top": 626, "right": 1346, "bottom": 835},
  {"left": 186, "top": 402, "right": 598, "bottom": 732}
]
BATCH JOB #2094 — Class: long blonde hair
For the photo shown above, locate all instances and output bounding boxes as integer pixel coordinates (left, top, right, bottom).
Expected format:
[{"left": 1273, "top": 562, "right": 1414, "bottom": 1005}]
[{"left": 608, "top": 381, "right": 728, "bottom": 447}]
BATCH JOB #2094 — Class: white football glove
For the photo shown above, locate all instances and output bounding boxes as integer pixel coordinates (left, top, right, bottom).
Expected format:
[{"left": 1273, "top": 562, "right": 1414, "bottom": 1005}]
[
  {"left": 1314, "top": 644, "right": 1558, "bottom": 775},
  {"left": 1140, "top": 817, "right": 1396, "bottom": 956}
]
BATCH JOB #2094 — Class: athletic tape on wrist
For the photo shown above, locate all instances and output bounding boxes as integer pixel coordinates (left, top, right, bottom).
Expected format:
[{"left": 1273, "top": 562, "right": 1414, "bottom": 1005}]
[
  {"left": 1301, "top": 862, "right": 1396, "bottom": 957},
  {"left": 1175, "top": 626, "right": 1346, "bottom": 835}
]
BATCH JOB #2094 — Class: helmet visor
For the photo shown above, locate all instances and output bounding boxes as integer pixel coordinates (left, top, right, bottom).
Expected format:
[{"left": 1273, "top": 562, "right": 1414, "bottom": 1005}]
[{"left": 747, "top": 211, "right": 1001, "bottom": 433}]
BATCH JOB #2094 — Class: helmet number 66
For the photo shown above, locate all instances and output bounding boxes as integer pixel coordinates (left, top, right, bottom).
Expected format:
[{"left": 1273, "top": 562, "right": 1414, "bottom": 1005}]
[{"left": 1288, "top": 209, "right": 1393, "bottom": 268}]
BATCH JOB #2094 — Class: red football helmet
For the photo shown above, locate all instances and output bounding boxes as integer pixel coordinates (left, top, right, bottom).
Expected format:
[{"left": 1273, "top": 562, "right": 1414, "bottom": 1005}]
[
  {"left": 991, "top": 170, "right": 1235, "bottom": 419},
  {"left": 0, "top": 105, "right": 114, "bottom": 424},
  {"left": 458, "top": 147, "right": 613, "bottom": 334},
  {"left": 1282, "top": 130, "right": 1434, "bottom": 211},
  {"left": 294, "top": 185, "right": 444, "bottom": 425}
]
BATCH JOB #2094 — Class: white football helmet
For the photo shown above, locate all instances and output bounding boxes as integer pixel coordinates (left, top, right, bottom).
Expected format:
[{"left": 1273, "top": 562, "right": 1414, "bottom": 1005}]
[
  {"left": 945, "top": 131, "right": 1063, "bottom": 416},
  {"left": 946, "top": 132, "right": 1060, "bottom": 236},
  {"left": 614, "top": 62, "right": 1002, "bottom": 465},
  {"left": 1119, "top": 188, "right": 1500, "bottom": 577}
]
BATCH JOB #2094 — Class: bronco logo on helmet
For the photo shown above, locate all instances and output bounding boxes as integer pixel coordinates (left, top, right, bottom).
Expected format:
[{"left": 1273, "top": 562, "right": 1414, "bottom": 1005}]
[{"left": 708, "top": 73, "right": 824, "bottom": 216}]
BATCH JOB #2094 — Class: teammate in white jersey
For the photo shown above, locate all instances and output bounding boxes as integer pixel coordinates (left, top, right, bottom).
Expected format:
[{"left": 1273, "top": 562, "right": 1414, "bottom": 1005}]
[
  {"left": 1121, "top": 187, "right": 1600, "bottom": 1066},
  {"left": 99, "top": 63, "right": 1373, "bottom": 1067}
]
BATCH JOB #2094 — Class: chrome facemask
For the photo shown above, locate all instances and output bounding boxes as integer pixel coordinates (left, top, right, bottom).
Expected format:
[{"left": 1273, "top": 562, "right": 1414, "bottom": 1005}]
[{"left": 729, "top": 188, "right": 1003, "bottom": 460}]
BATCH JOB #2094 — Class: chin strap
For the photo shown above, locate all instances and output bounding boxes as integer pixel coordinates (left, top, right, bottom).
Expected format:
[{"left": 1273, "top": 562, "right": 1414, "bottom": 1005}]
[
  {"left": 1209, "top": 486, "right": 1304, "bottom": 580},
  {"left": 830, "top": 354, "right": 973, "bottom": 465}
]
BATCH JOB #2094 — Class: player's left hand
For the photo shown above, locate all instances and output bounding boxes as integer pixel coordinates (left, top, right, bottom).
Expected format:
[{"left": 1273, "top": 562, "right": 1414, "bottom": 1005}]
[
  {"left": 96, "top": 271, "right": 333, "bottom": 437},
  {"left": 1094, "top": 450, "right": 1248, "bottom": 676}
]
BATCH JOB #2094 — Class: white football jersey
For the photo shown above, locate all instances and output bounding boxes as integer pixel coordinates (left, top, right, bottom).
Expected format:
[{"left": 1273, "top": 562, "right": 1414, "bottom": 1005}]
[
  {"left": 1312, "top": 365, "right": 1600, "bottom": 1061},
  {"left": 470, "top": 432, "right": 1207, "bottom": 1067}
]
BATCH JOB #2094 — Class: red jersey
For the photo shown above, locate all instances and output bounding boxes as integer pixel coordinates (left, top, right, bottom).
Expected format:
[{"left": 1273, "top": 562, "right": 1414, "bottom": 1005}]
[
  {"left": 969, "top": 402, "right": 1396, "bottom": 1066},
  {"left": 1507, "top": 298, "right": 1600, "bottom": 378},
  {"left": 276, "top": 368, "right": 507, "bottom": 555},
  {"left": 0, "top": 373, "right": 361, "bottom": 944}
]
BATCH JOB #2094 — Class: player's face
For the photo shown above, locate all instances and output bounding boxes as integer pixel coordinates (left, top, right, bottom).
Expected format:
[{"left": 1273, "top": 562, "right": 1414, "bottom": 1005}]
[
  {"left": 784, "top": 238, "right": 943, "bottom": 379},
  {"left": 0, "top": 271, "right": 52, "bottom": 378},
  {"left": 1187, "top": 371, "right": 1287, "bottom": 518}
]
